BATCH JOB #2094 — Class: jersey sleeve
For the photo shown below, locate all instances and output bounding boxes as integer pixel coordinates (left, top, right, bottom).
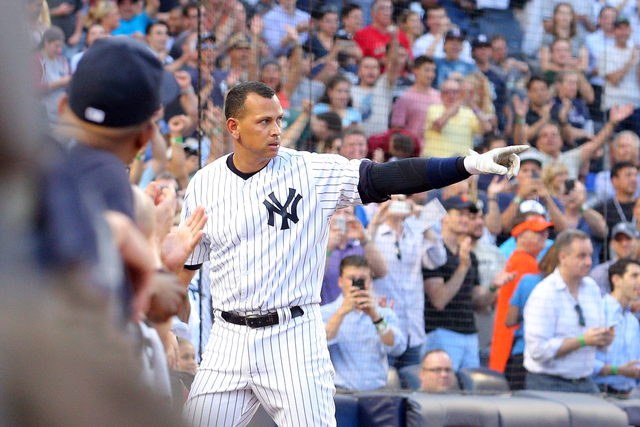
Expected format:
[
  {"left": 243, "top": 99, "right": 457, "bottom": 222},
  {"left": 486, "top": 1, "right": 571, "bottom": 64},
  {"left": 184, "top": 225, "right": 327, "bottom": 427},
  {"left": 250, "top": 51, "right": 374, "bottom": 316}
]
[
  {"left": 180, "top": 173, "right": 211, "bottom": 267},
  {"left": 306, "top": 153, "right": 363, "bottom": 212}
]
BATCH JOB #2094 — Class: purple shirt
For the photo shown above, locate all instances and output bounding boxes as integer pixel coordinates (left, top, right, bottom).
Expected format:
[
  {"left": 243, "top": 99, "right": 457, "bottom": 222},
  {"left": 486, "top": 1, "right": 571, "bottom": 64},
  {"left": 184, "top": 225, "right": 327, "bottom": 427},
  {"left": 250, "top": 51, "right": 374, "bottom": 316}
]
[{"left": 320, "top": 240, "right": 365, "bottom": 305}]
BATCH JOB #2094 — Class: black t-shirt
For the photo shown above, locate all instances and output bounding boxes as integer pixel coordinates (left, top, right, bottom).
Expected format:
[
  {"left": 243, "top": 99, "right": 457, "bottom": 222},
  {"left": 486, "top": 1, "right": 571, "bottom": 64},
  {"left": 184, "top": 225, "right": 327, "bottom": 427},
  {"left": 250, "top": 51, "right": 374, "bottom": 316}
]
[
  {"left": 49, "top": 0, "right": 83, "bottom": 40},
  {"left": 594, "top": 198, "right": 635, "bottom": 258},
  {"left": 422, "top": 246, "right": 480, "bottom": 335}
]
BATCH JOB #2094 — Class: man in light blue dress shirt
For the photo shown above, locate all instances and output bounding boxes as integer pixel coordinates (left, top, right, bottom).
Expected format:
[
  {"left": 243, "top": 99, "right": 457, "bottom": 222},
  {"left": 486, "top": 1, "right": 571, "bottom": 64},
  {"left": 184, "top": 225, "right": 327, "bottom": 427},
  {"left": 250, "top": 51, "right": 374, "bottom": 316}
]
[
  {"left": 321, "top": 255, "right": 407, "bottom": 390},
  {"left": 594, "top": 258, "right": 640, "bottom": 395},
  {"left": 524, "top": 229, "right": 615, "bottom": 393}
]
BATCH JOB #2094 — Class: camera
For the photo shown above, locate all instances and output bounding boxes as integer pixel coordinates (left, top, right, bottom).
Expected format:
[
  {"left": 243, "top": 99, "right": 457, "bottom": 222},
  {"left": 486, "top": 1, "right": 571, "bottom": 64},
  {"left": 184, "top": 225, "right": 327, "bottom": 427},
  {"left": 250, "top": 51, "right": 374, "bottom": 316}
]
[
  {"left": 334, "top": 216, "right": 347, "bottom": 233},
  {"left": 352, "top": 278, "right": 365, "bottom": 290},
  {"left": 565, "top": 179, "right": 575, "bottom": 195},
  {"left": 389, "top": 200, "right": 411, "bottom": 214}
]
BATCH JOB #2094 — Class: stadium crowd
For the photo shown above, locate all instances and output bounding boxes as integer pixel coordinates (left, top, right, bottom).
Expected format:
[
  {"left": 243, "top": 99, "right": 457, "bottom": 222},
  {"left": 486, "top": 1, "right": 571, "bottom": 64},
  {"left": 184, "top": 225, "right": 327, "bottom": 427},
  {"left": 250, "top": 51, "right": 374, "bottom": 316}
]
[{"left": 26, "top": 0, "right": 640, "bottom": 417}]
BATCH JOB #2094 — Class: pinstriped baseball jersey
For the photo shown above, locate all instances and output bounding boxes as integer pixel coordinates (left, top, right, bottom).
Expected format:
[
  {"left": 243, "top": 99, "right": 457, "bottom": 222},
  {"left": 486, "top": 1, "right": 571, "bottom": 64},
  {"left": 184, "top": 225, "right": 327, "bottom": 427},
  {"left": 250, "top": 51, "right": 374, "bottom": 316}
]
[{"left": 180, "top": 147, "right": 363, "bottom": 314}]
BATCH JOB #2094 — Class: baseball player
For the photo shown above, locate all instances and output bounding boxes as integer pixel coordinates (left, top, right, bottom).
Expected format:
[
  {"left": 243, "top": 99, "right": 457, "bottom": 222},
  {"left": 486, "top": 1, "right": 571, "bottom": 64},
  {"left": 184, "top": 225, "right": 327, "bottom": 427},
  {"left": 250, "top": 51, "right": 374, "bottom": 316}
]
[{"left": 180, "top": 81, "right": 526, "bottom": 427}]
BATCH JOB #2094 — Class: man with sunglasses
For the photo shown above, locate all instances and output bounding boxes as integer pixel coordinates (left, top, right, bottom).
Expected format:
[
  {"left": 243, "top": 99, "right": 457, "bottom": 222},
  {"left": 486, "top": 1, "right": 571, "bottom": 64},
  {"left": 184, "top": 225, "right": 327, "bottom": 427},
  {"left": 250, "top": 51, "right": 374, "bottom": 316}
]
[
  {"left": 524, "top": 229, "right": 615, "bottom": 393},
  {"left": 320, "top": 255, "right": 406, "bottom": 390}
]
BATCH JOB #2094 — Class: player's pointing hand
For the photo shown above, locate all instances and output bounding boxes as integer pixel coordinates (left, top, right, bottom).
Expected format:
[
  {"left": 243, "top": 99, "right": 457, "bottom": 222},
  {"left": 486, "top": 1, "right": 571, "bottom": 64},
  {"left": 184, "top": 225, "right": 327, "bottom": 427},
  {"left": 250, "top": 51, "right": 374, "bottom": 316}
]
[{"left": 463, "top": 145, "right": 529, "bottom": 179}]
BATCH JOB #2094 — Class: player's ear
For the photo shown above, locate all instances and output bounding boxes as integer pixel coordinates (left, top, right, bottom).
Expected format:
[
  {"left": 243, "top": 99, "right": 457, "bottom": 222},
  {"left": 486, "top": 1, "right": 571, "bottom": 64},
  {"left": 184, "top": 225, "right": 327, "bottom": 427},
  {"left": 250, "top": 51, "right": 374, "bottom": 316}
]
[{"left": 227, "top": 117, "right": 240, "bottom": 139}]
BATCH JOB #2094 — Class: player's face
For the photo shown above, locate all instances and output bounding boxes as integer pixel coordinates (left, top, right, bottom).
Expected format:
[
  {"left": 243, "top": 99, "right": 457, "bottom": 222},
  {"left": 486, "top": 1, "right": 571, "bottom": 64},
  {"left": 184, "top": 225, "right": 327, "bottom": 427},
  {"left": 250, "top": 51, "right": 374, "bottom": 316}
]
[{"left": 228, "top": 93, "right": 283, "bottom": 169}]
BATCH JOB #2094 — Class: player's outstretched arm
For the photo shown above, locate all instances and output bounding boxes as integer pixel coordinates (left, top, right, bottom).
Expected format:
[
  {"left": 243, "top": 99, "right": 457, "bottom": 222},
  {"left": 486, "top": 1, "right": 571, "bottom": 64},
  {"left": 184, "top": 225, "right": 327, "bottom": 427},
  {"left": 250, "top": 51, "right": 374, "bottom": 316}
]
[{"left": 359, "top": 146, "right": 528, "bottom": 204}]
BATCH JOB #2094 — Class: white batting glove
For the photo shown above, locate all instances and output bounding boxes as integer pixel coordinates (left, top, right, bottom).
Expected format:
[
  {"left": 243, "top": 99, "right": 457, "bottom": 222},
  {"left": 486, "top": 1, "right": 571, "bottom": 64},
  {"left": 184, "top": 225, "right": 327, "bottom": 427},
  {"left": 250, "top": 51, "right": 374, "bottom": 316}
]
[{"left": 463, "top": 145, "right": 529, "bottom": 179}]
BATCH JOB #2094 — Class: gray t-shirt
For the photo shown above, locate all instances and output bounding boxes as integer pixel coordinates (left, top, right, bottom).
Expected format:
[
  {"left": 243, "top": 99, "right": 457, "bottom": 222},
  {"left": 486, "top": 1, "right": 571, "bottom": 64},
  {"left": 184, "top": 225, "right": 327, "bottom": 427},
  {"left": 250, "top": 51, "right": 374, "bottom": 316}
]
[
  {"left": 541, "top": 32, "right": 586, "bottom": 58},
  {"left": 42, "top": 55, "right": 70, "bottom": 123},
  {"left": 289, "top": 78, "right": 325, "bottom": 110}
]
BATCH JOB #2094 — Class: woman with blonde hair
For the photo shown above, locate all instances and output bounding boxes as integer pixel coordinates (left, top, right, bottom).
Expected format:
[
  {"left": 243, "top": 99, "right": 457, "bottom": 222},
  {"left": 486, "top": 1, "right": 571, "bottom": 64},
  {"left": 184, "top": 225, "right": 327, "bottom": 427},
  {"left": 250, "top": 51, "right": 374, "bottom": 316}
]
[
  {"left": 541, "top": 161, "right": 569, "bottom": 198},
  {"left": 462, "top": 72, "right": 497, "bottom": 133},
  {"left": 86, "top": 0, "right": 121, "bottom": 34}
]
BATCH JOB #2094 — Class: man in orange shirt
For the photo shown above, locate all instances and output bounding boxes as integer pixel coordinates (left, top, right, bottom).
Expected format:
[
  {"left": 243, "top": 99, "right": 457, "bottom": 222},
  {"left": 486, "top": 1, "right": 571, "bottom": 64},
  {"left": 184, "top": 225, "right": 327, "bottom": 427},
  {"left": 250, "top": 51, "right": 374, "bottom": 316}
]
[{"left": 489, "top": 214, "right": 553, "bottom": 373}]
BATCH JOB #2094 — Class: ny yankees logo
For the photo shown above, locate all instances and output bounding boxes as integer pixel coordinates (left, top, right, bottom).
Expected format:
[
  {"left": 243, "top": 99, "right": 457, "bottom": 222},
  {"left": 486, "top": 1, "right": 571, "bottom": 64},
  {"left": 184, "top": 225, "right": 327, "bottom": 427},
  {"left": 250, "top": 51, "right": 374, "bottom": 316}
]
[{"left": 263, "top": 188, "right": 303, "bottom": 230}]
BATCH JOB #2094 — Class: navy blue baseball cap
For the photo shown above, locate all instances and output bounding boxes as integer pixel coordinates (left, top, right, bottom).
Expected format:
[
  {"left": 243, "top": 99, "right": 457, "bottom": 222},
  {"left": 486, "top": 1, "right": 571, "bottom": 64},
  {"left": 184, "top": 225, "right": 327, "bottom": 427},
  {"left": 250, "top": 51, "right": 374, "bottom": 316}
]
[
  {"left": 442, "top": 195, "right": 479, "bottom": 213},
  {"left": 68, "top": 37, "right": 164, "bottom": 128}
]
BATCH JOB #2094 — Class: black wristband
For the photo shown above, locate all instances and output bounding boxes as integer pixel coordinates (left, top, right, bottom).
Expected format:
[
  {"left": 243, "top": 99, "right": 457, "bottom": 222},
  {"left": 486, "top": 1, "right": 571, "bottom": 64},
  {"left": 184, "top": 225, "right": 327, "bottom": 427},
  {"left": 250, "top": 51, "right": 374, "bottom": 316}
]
[{"left": 373, "top": 316, "right": 385, "bottom": 325}]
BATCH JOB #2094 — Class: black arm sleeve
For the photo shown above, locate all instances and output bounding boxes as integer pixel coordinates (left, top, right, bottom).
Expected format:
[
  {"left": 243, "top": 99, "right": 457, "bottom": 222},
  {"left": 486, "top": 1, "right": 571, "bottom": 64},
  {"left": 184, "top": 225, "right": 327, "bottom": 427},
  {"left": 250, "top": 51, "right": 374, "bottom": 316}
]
[{"left": 358, "top": 157, "right": 471, "bottom": 204}]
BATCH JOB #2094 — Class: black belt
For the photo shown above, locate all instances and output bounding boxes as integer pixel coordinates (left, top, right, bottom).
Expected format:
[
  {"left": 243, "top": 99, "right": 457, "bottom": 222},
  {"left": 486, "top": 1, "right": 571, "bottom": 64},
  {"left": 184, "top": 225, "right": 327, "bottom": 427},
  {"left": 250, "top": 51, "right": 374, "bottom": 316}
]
[
  {"left": 535, "top": 372, "right": 591, "bottom": 384},
  {"left": 221, "top": 306, "right": 304, "bottom": 328}
]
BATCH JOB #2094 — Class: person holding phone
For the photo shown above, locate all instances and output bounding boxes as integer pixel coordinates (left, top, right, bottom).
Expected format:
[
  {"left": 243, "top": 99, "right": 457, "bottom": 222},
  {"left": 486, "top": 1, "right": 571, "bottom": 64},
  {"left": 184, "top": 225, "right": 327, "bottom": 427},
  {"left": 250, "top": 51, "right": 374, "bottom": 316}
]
[
  {"left": 321, "top": 255, "right": 406, "bottom": 390},
  {"left": 594, "top": 258, "right": 640, "bottom": 396}
]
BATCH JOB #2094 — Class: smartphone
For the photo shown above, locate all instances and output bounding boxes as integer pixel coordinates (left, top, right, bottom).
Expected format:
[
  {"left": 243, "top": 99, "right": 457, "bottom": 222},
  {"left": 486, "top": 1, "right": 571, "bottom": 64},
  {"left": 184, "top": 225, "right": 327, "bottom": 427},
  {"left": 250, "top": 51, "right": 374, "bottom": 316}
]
[
  {"left": 565, "top": 179, "right": 575, "bottom": 195},
  {"left": 352, "top": 278, "right": 365, "bottom": 290},
  {"left": 608, "top": 320, "right": 619, "bottom": 330},
  {"left": 334, "top": 216, "right": 347, "bottom": 233},
  {"left": 389, "top": 200, "right": 411, "bottom": 215}
]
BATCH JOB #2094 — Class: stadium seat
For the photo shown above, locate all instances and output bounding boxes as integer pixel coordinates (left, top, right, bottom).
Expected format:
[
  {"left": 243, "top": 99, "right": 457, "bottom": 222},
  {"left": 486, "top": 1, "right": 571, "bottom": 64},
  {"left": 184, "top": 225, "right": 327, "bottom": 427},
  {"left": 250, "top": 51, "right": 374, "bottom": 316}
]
[
  {"left": 398, "top": 364, "right": 422, "bottom": 390},
  {"left": 335, "top": 394, "right": 359, "bottom": 427},
  {"left": 354, "top": 392, "right": 407, "bottom": 427},
  {"left": 609, "top": 398, "right": 640, "bottom": 427},
  {"left": 474, "top": 395, "right": 571, "bottom": 427},
  {"left": 457, "top": 367, "right": 510, "bottom": 393},
  {"left": 405, "top": 393, "right": 500, "bottom": 427},
  {"left": 516, "top": 390, "right": 629, "bottom": 427}
]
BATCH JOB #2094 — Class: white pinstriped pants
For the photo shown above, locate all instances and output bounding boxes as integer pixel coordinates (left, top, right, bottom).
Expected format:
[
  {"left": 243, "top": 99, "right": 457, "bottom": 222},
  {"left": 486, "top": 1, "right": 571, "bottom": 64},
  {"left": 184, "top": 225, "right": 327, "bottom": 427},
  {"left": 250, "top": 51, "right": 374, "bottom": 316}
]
[{"left": 183, "top": 304, "right": 336, "bottom": 427}]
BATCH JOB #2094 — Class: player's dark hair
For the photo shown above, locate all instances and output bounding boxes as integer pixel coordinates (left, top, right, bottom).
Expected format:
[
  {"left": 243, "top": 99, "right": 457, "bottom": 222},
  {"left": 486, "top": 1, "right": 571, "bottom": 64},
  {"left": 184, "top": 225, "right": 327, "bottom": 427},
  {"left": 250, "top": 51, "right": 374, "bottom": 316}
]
[
  {"left": 413, "top": 55, "right": 435, "bottom": 70},
  {"left": 224, "top": 82, "right": 276, "bottom": 120},
  {"left": 611, "top": 161, "right": 637, "bottom": 179},
  {"left": 608, "top": 258, "right": 640, "bottom": 290},
  {"left": 339, "top": 255, "right": 369, "bottom": 276}
]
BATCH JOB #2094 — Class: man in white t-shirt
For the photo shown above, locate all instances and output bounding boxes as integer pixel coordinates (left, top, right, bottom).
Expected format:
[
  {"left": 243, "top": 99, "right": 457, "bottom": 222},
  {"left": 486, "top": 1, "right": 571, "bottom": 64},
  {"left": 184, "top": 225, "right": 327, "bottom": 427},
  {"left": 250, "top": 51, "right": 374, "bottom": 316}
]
[
  {"left": 599, "top": 16, "right": 640, "bottom": 135},
  {"left": 412, "top": 6, "right": 472, "bottom": 63}
]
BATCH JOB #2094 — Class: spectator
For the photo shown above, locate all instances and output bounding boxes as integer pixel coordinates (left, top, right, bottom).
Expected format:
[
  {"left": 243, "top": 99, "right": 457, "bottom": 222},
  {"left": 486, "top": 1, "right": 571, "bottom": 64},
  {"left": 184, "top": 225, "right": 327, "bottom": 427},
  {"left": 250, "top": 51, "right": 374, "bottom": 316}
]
[
  {"left": 461, "top": 72, "right": 497, "bottom": 134},
  {"left": 322, "top": 206, "right": 388, "bottom": 305},
  {"left": 498, "top": 151, "right": 568, "bottom": 235},
  {"left": 367, "top": 128, "right": 421, "bottom": 161},
  {"left": 434, "top": 28, "right": 478, "bottom": 88},
  {"left": 112, "top": 0, "right": 160, "bottom": 38},
  {"left": 440, "top": 0, "right": 474, "bottom": 34},
  {"left": 26, "top": 0, "right": 50, "bottom": 48},
  {"left": 165, "top": 5, "right": 184, "bottom": 51},
  {"left": 490, "top": 215, "right": 553, "bottom": 375},
  {"left": 146, "top": 21, "right": 189, "bottom": 72},
  {"left": 339, "top": 3, "right": 364, "bottom": 39},
  {"left": 539, "top": 3, "right": 589, "bottom": 74},
  {"left": 354, "top": 0, "right": 411, "bottom": 61},
  {"left": 321, "top": 255, "right": 407, "bottom": 390},
  {"left": 419, "top": 349, "right": 457, "bottom": 392},
  {"left": 585, "top": 6, "right": 619, "bottom": 121},
  {"left": 177, "top": 337, "right": 197, "bottom": 375},
  {"left": 468, "top": 207, "right": 507, "bottom": 363},
  {"left": 338, "top": 127, "right": 368, "bottom": 162},
  {"left": 542, "top": 38, "right": 582, "bottom": 86},
  {"left": 550, "top": 70, "right": 594, "bottom": 146},
  {"left": 70, "top": 23, "right": 108, "bottom": 72},
  {"left": 599, "top": 16, "right": 640, "bottom": 136},
  {"left": 472, "top": 34, "right": 507, "bottom": 131},
  {"left": 412, "top": 6, "right": 473, "bottom": 63},
  {"left": 514, "top": 103, "right": 634, "bottom": 179},
  {"left": 390, "top": 56, "right": 440, "bottom": 148},
  {"left": 589, "top": 222, "right": 640, "bottom": 295},
  {"left": 86, "top": 1, "right": 121, "bottom": 36},
  {"left": 504, "top": 242, "right": 561, "bottom": 390},
  {"left": 594, "top": 161, "right": 638, "bottom": 247},
  {"left": 594, "top": 258, "right": 640, "bottom": 396},
  {"left": 168, "top": 4, "right": 200, "bottom": 59},
  {"left": 368, "top": 197, "right": 445, "bottom": 375},
  {"left": 37, "top": 26, "right": 71, "bottom": 124},
  {"left": 261, "top": 0, "right": 310, "bottom": 56},
  {"left": 524, "top": 229, "right": 614, "bottom": 393},
  {"left": 609, "top": 0, "right": 640, "bottom": 45},
  {"left": 309, "top": 5, "right": 340, "bottom": 60},
  {"left": 558, "top": 177, "right": 607, "bottom": 263},
  {"left": 522, "top": 76, "right": 552, "bottom": 143},
  {"left": 423, "top": 196, "right": 509, "bottom": 370},
  {"left": 423, "top": 78, "right": 484, "bottom": 159},
  {"left": 317, "top": 133, "right": 343, "bottom": 154},
  {"left": 286, "top": 46, "right": 326, "bottom": 110},
  {"left": 351, "top": 44, "right": 402, "bottom": 136},
  {"left": 398, "top": 10, "right": 423, "bottom": 47},
  {"left": 209, "top": 33, "right": 252, "bottom": 107},
  {"left": 595, "top": 131, "right": 640, "bottom": 203},
  {"left": 314, "top": 75, "right": 363, "bottom": 128},
  {"left": 48, "top": 0, "right": 83, "bottom": 55},
  {"left": 490, "top": 34, "right": 530, "bottom": 94}
]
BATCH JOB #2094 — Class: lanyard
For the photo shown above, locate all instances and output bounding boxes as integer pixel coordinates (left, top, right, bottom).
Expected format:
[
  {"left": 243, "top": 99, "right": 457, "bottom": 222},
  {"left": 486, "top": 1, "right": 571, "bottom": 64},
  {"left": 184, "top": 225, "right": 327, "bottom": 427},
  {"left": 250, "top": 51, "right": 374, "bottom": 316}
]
[{"left": 613, "top": 199, "right": 636, "bottom": 225}]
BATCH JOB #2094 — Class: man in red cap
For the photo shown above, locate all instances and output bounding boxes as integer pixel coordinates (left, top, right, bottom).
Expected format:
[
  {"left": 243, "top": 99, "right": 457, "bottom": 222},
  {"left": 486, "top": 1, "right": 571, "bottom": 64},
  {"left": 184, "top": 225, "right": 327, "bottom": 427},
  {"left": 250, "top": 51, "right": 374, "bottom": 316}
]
[{"left": 489, "top": 213, "right": 553, "bottom": 375}]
